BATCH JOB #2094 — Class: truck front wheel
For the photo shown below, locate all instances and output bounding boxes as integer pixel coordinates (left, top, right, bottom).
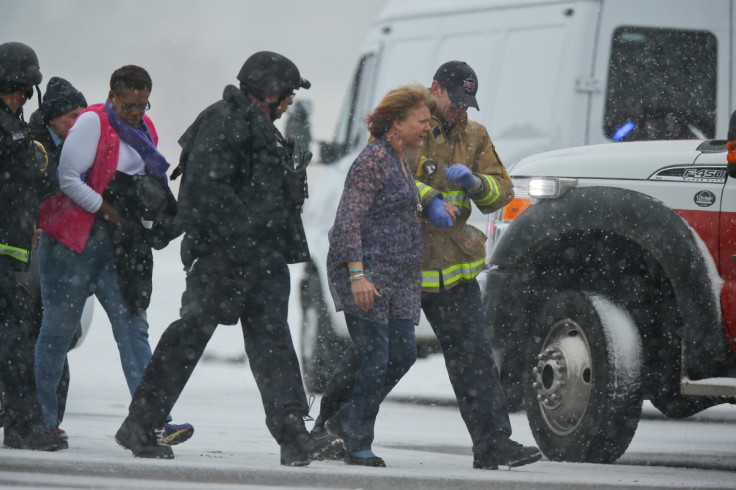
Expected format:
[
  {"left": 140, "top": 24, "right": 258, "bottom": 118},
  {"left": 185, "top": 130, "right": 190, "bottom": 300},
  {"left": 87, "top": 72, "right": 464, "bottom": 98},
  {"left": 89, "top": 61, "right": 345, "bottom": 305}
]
[{"left": 524, "top": 290, "right": 643, "bottom": 463}]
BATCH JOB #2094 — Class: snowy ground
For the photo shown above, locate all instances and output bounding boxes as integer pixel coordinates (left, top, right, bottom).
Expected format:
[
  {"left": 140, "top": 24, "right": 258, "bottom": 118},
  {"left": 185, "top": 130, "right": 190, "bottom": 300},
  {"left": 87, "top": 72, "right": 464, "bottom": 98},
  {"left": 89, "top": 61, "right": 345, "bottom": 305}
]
[
  {"left": 2, "top": 355, "right": 735, "bottom": 490},
  {"left": 1, "top": 239, "right": 735, "bottom": 489}
]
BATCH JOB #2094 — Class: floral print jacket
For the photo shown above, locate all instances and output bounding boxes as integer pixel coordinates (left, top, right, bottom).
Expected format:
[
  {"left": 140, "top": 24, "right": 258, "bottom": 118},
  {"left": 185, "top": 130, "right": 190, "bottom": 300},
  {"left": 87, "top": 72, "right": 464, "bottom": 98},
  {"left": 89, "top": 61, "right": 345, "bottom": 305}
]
[{"left": 327, "top": 137, "right": 422, "bottom": 324}]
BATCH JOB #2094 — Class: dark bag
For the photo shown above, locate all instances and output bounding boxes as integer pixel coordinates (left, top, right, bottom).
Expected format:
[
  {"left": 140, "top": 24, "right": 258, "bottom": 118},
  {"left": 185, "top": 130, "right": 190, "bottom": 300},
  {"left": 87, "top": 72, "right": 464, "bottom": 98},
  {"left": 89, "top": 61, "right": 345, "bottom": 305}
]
[
  {"left": 136, "top": 173, "right": 181, "bottom": 250},
  {"left": 101, "top": 172, "right": 181, "bottom": 316},
  {"left": 103, "top": 172, "right": 181, "bottom": 249}
]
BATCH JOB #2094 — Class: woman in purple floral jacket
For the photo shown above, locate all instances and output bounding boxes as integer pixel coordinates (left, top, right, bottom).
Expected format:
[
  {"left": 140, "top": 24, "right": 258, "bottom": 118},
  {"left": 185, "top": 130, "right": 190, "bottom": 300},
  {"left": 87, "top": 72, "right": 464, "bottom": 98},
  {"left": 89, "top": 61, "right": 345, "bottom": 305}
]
[{"left": 325, "top": 84, "right": 433, "bottom": 467}]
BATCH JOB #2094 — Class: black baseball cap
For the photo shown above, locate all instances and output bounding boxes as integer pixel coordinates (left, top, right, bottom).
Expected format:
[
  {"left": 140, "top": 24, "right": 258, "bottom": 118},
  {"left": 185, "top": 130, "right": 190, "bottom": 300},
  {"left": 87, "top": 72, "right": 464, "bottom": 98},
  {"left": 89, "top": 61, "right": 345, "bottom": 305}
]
[{"left": 433, "top": 61, "right": 479, "bottom": 110}]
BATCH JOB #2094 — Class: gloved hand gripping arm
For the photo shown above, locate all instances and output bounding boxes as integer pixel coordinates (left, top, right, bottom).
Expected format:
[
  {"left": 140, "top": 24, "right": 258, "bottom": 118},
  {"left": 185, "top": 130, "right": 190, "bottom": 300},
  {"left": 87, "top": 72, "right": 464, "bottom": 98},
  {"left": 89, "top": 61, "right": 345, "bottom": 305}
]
[{"left": 427, "top": 197, "right": 457, "bottom": 228}]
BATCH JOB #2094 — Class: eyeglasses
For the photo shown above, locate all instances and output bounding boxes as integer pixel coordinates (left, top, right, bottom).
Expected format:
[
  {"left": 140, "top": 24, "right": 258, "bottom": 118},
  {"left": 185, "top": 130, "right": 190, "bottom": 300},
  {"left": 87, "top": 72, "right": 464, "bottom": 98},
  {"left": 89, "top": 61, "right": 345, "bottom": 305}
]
[{"left": 112, "top": 93, "right": 151, "bottom": 112}]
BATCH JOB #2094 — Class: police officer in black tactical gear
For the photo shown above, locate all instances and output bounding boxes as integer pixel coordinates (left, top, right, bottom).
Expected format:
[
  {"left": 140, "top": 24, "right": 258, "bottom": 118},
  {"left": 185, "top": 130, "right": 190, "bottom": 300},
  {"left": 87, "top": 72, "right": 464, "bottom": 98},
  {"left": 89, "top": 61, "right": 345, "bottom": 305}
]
[
  {"left": 116, "top": 51, "right": 342, "bottom": 465},
  {"left": 0, "top": 41, "right": 67, "bottom": 451}
]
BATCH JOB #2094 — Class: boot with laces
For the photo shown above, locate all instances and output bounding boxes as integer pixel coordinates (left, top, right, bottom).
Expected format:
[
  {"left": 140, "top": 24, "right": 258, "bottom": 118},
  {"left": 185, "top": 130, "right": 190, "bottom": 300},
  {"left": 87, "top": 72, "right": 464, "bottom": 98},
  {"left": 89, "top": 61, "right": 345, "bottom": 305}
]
[
  {"left": 323, "top": 416, "right": 348, "bottom": 442},
  {"left": 473, "top": 438, "right": 542, "bottom": 469},
  {"left": 280, "top": 412, "right": 344, "bottom": 466},
  {"left": 4, "top": 428, "right": 67, "bottom": 451},
  {"left": 310, "top": 420, "right": 346, "bottom": 461},
  {"left": 116, "top": 417, "right": 173, "bottom": 459}
]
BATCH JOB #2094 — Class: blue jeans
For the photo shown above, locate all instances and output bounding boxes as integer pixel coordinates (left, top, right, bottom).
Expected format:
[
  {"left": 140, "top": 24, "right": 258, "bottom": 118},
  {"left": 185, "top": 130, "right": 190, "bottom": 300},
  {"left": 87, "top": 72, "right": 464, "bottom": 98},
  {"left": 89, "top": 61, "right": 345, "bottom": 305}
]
[
  {"left": 336, "top": 313, "right": 416, "bottom": 453},
  {"left": 318, "top": 280, "right": 512, "bottom": 457},
  {"left": 35, "top": 227, "right": 153, "bottom": 430}
]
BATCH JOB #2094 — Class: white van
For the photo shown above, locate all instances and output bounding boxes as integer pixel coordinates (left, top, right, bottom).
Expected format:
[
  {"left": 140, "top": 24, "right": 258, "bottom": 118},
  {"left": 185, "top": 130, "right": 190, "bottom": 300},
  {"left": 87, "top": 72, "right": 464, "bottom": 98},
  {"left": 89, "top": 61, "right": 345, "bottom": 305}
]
[{"left": 299, "top": 0, "right": 735, "bottom": 392}]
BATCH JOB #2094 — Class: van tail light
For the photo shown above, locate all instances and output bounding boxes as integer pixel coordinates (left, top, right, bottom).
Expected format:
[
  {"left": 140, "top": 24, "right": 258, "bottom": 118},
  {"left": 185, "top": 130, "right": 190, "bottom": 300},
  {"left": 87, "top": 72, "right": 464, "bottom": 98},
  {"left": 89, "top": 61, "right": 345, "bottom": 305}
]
[
  {"left": 502, "top": 197, "right": 532, "bottom": 221},
  {"left": 728, "top": 141, "right": 736, "bottom": 163}
]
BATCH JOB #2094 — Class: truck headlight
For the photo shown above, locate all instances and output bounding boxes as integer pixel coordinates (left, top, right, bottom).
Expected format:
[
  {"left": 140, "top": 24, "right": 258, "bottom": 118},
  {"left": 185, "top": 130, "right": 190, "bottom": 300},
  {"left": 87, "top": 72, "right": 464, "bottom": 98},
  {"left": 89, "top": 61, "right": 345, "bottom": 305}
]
[{"left": 528, "top": 177, "right": 578, "bottom": 198}]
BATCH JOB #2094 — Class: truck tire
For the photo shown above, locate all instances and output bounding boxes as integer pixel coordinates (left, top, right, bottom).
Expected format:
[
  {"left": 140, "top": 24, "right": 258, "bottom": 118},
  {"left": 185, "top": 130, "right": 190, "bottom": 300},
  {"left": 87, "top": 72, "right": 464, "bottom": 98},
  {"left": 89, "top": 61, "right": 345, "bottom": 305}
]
[
  {"left": 525, "top": 290, "right": 643, "bottom": 463},
  {"left": 299, "top": 269, "right": 347, "bottom": 393}
]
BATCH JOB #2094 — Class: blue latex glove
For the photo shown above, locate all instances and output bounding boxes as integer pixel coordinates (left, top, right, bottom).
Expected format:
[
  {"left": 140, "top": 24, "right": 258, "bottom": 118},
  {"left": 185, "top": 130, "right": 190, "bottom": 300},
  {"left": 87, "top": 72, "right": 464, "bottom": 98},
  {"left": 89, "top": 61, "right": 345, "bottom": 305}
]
[
  {"left": 427, "top": 197, "right": 454, "bottom": 228},
  {"left": 445, "top": 164, "right": 477, "bottom": 189}
]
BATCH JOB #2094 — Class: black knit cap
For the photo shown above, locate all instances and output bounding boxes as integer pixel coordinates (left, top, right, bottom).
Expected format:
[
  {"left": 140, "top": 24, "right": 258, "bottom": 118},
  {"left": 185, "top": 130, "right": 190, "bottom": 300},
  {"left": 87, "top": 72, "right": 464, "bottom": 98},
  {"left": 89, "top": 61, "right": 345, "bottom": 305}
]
[
  {"left": 433, "top": 61, "right": 479, "bottom": 110},
  {"left": 41, "top": 77, "right": 87, "bottom": 122}
]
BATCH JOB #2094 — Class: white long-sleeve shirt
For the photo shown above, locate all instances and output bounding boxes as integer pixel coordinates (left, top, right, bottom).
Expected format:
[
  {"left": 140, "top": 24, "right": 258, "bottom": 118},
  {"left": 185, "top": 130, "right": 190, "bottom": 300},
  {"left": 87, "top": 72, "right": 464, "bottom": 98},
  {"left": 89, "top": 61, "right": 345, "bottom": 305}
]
[{"left": 59, "top": 111, "right": 146, "bottom": 213}]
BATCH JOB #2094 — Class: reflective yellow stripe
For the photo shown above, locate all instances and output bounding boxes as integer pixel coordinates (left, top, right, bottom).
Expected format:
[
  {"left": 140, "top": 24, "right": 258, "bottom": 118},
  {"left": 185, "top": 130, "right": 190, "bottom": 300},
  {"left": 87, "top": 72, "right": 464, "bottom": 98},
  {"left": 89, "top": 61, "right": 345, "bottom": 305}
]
[
  {"left": 415, "top": 181, "right": 434, "bottom": 199},
  {"left": 0, "top": 243, "right": 30, "bottom": 263},
  {"left": 421, "top": 258, "right": 485, "bottom": 289},
  {"left": 422, "top": 269, "right": 441, "bottom": 289},
  {"left": 474, "top": 174, "right": 501, "bottom": 207},
  {"left": 442, "top": 258, "right": 485, "bottom": 286},
  {"left": 442, "top": 190, "right": 471, "bottom": 209}
]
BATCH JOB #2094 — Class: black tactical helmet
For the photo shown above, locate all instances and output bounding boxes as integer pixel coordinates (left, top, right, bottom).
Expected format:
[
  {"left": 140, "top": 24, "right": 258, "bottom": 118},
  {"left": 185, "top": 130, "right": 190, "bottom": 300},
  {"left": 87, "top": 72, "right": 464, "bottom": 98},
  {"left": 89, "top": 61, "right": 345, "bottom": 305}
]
[
  {"left": 237, "top": 51, "right": 310, "bottom": 96},
  {"left": 0, "top": 42, "right": 42, "bottom": 87}
]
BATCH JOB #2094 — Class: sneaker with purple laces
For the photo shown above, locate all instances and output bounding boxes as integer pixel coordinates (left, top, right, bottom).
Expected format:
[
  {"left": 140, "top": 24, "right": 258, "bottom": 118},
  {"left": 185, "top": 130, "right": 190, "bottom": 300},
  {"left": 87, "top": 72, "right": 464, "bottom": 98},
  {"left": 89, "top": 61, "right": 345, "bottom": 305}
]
[{"left": 155, "top": 422, "right": 194, "bottom": 446}]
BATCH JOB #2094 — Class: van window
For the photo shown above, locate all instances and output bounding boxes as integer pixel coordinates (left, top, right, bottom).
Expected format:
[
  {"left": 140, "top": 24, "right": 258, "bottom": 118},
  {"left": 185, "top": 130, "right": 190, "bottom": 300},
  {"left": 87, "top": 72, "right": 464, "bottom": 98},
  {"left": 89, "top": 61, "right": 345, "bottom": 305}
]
[
  {"left": 603, "top": 27, "right": 717, "bottom": 142},
  {"left": 333, "top": 53, "right": 378, "bottom": 154}
]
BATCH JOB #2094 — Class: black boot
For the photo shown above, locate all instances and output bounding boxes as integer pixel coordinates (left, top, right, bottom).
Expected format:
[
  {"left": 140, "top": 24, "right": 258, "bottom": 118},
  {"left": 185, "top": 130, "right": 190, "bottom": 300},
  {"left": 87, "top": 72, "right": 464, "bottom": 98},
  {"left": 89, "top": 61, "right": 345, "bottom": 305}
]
[
  {"left": 280, "top": 412, "right": 344, "bottom": 466},
  {"left": 324, "top": 416, "right": 348, "bottom": 442},
  {"left": 4, "top": 428, "right": 68, "bottom": 451},
  {"left": 116, "top": 417, "right": 173, "bottom": 459},
  {"left": 345, "top": 451, "right": 386, "bottom": 467},
  {"left": 310, "top": 418, "right": 346, "bottom": 461},
  {"left": 473, "top": 438, "right": 542, "bottom": 469}
]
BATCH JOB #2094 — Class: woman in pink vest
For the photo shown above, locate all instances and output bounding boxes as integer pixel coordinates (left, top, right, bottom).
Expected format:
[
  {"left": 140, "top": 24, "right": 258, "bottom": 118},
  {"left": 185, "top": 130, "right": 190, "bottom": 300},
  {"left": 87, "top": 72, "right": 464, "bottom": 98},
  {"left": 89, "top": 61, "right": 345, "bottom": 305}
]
[{"left": 34, "top": 65, "right": 191, "bottom": 447}]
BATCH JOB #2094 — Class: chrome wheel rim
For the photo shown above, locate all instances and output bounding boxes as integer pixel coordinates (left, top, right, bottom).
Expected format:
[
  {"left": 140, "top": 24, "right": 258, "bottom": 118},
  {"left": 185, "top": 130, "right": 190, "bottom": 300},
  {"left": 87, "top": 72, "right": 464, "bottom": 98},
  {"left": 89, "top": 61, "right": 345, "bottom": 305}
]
[{"left": 531, "top": 319, "right": 593, "bottom": 435}]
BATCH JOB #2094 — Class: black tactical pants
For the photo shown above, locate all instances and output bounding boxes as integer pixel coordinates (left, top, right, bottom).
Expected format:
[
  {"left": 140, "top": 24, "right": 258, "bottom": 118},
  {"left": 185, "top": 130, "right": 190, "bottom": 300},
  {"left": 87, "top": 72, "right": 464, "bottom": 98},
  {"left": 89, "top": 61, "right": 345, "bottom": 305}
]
[
  {"left": 0, "top": 263, "right": 46, "bottom": 440},
  {"left": 127, "top": 251, "right": 310, "bottom": 441},
  {"left": 420, "top": 280, "right": 512, "bottom": 455}
]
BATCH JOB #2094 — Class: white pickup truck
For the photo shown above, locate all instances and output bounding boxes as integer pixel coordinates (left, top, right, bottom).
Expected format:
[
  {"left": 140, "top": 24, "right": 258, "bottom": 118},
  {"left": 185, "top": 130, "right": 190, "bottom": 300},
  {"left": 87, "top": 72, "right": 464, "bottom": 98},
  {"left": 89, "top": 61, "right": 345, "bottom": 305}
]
[{"left": 482, "top": 134, "right": 736, "bottom": 463}]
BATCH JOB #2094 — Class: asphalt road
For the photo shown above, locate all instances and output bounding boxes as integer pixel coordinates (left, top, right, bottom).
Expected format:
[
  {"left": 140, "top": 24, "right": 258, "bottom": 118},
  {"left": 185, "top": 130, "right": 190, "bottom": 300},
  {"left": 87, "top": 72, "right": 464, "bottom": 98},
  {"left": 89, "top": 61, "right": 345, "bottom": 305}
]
[{"left": 1, "top": 358, "right": 734, "bottom": 490}]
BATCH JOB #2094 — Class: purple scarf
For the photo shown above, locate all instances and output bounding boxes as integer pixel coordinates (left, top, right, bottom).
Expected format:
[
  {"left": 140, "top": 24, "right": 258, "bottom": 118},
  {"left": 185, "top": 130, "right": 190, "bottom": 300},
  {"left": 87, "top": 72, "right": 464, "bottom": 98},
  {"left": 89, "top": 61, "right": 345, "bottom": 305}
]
[{"left": 104, "top": 99, "right": 170, "bottom": 180}]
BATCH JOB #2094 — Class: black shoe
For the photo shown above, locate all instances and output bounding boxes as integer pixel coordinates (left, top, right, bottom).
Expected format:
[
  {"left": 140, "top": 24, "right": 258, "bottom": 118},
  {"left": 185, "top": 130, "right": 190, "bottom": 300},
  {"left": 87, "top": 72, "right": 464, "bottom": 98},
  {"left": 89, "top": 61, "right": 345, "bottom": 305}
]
[
  {"left": 345, "top": 451, "right": 386, "bottom": 467},
  {"left": 473, "top": 439, "right": 542, "bottom": 469},
  {"left": 53, "top": 428, "right": 68, "bottom": 441},
  {"left": 310, "top": 423, "right": 346, "bottom": 461},
  {"left": 280, "top": 412, "right": 344, "bottom": 466},
  {"left": 4, "top": 430, "right": 68, "bottom": 451},
  {"left": 116, "top": 418, "right": 174, "bottom": 459},
  {"left": 324, "top": 416, "right": 348, "bottom": 441}
]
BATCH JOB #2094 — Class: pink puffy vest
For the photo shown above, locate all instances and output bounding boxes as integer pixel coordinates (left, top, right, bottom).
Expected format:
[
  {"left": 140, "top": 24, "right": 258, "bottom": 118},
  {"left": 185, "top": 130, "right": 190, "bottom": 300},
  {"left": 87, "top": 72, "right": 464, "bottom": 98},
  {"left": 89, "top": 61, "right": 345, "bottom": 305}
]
[{"left": 40, "top": 103, "right": 158, "bottom": 252}]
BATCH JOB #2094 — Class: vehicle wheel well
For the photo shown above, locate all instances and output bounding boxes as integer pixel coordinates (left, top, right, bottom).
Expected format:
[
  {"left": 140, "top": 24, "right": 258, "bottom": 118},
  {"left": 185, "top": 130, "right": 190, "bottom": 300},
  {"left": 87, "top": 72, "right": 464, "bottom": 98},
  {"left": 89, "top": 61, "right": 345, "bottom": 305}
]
[
  {"left": 500, "top": 230, "right": 663, "bottom": 329},
  {"left": 498, "top": 230, "right": 701, "bottom": 411},
  {"left": 491, "top": 187, "right": 728, "bottom": 379}
]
